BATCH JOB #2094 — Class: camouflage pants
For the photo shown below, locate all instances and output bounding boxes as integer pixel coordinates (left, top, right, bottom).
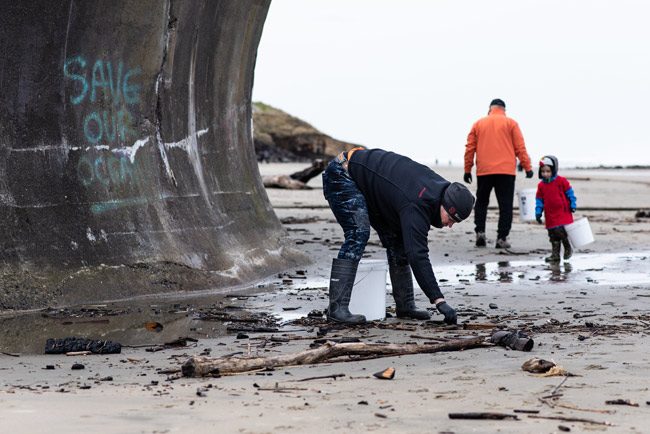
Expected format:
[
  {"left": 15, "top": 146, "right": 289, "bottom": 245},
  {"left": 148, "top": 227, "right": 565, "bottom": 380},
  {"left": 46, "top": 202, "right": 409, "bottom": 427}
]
[{"left": 322, "top": 159, "right": 370, "bottom": 262}]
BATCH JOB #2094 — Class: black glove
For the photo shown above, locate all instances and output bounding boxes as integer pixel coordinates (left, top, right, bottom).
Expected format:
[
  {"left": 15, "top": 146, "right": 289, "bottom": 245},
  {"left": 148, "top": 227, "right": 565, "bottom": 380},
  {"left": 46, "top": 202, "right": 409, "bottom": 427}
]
[
  {"left": 570, "top": 208, "right": 576, "bottom": 213},
  {"left": 525, "top": 170, "right": 534, "bottom": 179},
  {"left": 436, "top": 301, "right": 457, "bottom": 325},
  {"left": 535, "top": 214, "right": 543, "bottom": 224},
  {"left": 463, "top": 173, "right": 472, "bottom": 184}
]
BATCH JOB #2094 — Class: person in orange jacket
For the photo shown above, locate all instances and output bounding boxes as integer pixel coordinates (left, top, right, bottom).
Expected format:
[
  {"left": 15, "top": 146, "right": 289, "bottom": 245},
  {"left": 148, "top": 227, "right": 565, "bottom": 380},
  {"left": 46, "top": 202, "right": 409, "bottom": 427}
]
[{"left": 463, "top": 99, "right": 533, "bottom": 248}]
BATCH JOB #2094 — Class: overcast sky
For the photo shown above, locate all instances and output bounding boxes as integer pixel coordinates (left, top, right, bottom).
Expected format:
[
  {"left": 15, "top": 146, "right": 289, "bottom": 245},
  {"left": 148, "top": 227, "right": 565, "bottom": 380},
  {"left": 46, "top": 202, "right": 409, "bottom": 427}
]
[{"left": 252, "top": 0, "right": 650, "bottom": 167}]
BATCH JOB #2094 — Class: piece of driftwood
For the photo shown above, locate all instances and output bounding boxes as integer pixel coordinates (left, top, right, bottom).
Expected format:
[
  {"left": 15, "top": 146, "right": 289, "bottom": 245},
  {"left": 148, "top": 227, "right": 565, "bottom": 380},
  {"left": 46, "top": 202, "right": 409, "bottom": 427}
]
[
  {"left": 182, "top": 336, "right": 487, "bottom": 377},
  {"left": 553, "top": 402, "right": 614, "bottom": 414},
  {"left": 528, "top": 415, "right": 612, "bottom": 426},
  {"left": 262, "top": 159, "right": 327, "bottom": 190},
  {"left": 605, "top": 399, "right": 639, "bottom": 407},
  {"left": 289, "top": 159, "right": 327, "bottom": 183},
  {"left": 294, "top": 373, "right": 345, "bottom": 382},
  {"left": 262, "top": 175, "right": 310, "bottom": 189},
  {"left": 448, "top": 412, "right": 519, "bottom": 420}
]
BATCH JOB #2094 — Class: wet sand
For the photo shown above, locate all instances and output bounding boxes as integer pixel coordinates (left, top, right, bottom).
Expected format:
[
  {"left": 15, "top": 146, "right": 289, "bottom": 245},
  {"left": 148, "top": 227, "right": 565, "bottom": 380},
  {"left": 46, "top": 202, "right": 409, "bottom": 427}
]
[{"left": 1, "top": 163, "right": 649, "bottom": 433}]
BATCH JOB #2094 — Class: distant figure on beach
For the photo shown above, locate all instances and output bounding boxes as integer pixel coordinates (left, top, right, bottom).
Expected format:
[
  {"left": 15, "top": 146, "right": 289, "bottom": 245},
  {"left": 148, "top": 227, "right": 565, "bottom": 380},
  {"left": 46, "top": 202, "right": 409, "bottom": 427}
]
[
  {"left": 535, "top": 155, "right": 577, "bottom": 262},
  {"left": 463, "top": 98, "right": 534, "bottom": 248},
  {"left": 322, "top": 148, "right": 475, "bottom": 324}
]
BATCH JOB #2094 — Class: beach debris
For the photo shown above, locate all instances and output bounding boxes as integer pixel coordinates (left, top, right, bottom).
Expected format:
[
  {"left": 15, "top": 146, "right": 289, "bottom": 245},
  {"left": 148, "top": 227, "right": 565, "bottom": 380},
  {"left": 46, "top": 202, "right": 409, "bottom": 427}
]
[
  {"left": 605, "top": 399, "right": 639, "bottom": 407},
  {"left": 374, "top": 413, "right": 388, "bottom": 419},
  {"left": 1, "top": 352, "right": 20, "bottom": 357},
  {"left": 558, "top": 425, "right": 571, "bottom": 432},
  {"left": 164, "top": 337, "right": 198, "bottom": 347},
  {"left": 527, "top": 415, "right": 612, "bottom": 426},
  {"left": 227, "top": 326, "right": 279, "bottom": 333},
  {"left": 66, "top": 351, "right": 92, "bottom": 356},
  {"left": 491, "top": 330, "right": 534, "bottom": 351},
  {"left": 513, "top": 409, "right": 540, "bottom": 414},
  {"left": 463, "top": 322, "right": 501, "bottom": 330},
  {"left": 182, "top": 336, "right": 487, "bottom": 377},
  {"left": 522, "top": 358, "right": 556, "bottom": 373},
  {"left": 262, "top": 159, "right": 327, "bottom": 190},
  {"left": 538, "top": 365, "right": 572, "bottom": 377},
  {"left": 307, "top": 310, "right": 324, "bottom": 318},
  {"left": 294, "top": 373, "right": 345, "bottom": 382},
  {"left": 634, "top": 210, "right": 650, "bottom": 218},
  {"left": 45, "top": 337, "right": 121, "bottom": 354},
  {"left": 489, "top": 303, "right": 498, "bottom": 309},
  {"left": 145, "top": 322, "right": 163, "bottom": 332},
  {"left": 71, "top": 363, "right": 85, "bottom": 370},
  {"left": 373, "top": 367, "right": 395, "bottom": 380},
  {"left": 448, "top": 412, "right": 519, "bottom": 420}
]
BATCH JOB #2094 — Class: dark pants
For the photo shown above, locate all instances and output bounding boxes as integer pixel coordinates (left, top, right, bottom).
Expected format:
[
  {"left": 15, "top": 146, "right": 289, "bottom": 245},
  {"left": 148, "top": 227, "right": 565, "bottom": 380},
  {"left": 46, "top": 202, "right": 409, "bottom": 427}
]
[
  {"left": 474, "top": 174, "right": 516, "bottom": 240},
  {"left": 322, "top": 159, "right": 370, "bottom": 262},
  {"left": 547, "top": 226, "right": 568, "bottom": 242}
]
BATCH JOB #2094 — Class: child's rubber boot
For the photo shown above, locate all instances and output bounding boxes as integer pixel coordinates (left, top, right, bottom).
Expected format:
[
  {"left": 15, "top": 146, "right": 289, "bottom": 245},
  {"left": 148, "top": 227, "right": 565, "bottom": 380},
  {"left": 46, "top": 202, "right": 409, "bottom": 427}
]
[
  {"left": 561, "top": 238, "right": 572, "bottom": 260},
  {"left": 545, "top": 241, "right": 561, "bottom": 263}
]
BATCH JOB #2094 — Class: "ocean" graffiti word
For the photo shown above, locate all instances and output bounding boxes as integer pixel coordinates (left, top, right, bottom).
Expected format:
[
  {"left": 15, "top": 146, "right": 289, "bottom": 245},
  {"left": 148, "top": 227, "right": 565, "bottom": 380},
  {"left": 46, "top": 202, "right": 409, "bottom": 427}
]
[{"left": 77, "top": 153, "right": 138, "bottom": 188}]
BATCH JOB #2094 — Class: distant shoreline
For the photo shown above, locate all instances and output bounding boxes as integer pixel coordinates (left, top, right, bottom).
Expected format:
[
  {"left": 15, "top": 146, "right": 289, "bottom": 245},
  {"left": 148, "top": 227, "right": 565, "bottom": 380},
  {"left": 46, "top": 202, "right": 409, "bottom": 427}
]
[{"left": 571, "top": 164, "right": 650, "bottom": 170}]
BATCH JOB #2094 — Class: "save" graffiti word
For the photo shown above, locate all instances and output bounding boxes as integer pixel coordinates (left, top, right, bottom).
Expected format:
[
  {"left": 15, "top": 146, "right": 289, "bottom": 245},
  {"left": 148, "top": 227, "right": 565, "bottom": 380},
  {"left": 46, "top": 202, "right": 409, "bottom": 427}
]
[{"left": 63, "top": 56, "right": 142, "bottom": 145}]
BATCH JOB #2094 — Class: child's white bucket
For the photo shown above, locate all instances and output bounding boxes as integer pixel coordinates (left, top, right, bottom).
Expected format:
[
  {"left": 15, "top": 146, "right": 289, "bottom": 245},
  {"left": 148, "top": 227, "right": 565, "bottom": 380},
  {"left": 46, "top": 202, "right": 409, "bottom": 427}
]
[
  {"left": 565, "top": 217, "right": 594, "bottom": 248},
  {"left": 517, "top": 188, "right": 537, "bottom": 222},
  {"left": 349, "top": 259, "right": 387, "bottom": 321}
]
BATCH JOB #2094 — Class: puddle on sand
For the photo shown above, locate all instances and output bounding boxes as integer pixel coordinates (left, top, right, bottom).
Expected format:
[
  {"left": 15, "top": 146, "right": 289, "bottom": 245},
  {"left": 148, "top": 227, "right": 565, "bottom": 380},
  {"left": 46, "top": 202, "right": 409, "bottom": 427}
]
[
  {"left": 268, "top": 252, "right": 650, "bottom": 321},
  {"left": 0, "top": 286, "right": 273, "bottom": 354},
  {"left": 437, "top": 252, "right": 650, "bottom": 286}
]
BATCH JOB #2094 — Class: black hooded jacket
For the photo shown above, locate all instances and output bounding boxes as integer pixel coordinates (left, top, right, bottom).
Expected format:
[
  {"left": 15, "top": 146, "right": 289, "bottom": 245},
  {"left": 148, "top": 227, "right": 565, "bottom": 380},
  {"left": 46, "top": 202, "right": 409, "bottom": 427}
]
[{"left": 348, "top": 149, "right": 448, "bottom": 301}]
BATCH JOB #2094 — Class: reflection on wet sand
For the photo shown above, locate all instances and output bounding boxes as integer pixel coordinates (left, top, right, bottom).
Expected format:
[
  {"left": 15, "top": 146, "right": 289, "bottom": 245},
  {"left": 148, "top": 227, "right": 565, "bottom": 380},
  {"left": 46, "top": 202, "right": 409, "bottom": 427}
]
[{"left": 549, "top": 261, "right": 573, "bottom": 282}]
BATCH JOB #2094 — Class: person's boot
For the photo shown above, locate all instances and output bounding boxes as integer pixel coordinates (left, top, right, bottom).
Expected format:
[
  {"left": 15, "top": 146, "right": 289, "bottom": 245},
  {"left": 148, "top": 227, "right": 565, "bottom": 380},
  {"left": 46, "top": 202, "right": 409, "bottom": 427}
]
[
  {"left": 545, "top": 241, "right": 561, "bottom": 262},
  {"left": 562, "top": 237, "right": 573, "bottom": 260},
  {"left": 327, "top": 258, "right": 366, "bottom": 324},
  {"left": 390, "top": 264, "right": 430, "bottom": 320},
  {"left": 495, "top": 237, "right": 511, "bottom": 249},
  {"left": 475, "top": 232, "right": 487, "bottom": 247}
]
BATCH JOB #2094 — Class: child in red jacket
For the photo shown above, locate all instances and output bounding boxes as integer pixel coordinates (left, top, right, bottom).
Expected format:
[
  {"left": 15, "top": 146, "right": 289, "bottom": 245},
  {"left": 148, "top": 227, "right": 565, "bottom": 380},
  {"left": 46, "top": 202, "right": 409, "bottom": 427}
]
[{"left": 535, "top": 155, "right": 577, "bottom": 262}]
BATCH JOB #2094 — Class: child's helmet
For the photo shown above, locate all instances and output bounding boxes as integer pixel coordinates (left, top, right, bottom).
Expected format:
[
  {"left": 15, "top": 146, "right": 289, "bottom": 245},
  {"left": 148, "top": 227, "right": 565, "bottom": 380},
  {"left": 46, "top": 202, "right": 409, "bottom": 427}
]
[{"left": 538, "top": 155, "right": 559, "bottom": 179}]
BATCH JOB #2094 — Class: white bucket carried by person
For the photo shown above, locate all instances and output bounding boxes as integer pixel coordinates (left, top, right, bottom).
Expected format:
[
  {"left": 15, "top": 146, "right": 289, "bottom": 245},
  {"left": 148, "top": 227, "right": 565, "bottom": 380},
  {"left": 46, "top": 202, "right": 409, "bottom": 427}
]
[
  {"left": 517, "top": 188, "right": 537, "bottom": 222},
  {"left": 565, "top": 217, "right": 594, "bottom": 248},
  {"left": 349, "top": 259, "right": 387, "bottom": 321}
]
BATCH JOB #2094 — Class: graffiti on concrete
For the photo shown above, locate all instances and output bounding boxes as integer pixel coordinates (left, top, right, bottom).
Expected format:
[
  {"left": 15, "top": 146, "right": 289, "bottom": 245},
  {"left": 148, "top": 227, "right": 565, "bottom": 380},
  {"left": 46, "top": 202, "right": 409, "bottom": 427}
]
[
  {"left": 63, "top": 56, "right": 141, "bottom": 145},
  {"left": 64, "top": 55, "right": 146, "bottom": 209}
]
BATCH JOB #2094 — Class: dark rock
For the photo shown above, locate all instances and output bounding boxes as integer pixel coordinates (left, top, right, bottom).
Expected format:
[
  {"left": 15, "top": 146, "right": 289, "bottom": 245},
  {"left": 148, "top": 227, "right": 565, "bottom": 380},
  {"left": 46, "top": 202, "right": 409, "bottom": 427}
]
[{"left": 45, "top": 337, "right": 121, "bottom": 354}]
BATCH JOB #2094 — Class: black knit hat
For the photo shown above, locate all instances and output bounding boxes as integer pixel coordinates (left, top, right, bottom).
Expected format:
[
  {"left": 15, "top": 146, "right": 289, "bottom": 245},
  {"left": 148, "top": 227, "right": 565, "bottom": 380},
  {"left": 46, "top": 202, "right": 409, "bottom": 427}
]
[
  {"left": 490, "top": 98, "right": 506, "bottom": 108},
  {"left": 442, "top": 183, "right": 475, "bottom": 222}
]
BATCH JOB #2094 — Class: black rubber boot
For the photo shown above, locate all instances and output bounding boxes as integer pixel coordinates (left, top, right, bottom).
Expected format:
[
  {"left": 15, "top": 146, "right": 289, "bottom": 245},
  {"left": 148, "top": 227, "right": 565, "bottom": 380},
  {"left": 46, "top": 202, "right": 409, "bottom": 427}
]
[
  {"left": 327, "top": 258, "right": 366, "bottom": 324},
  {"left": 475, "top": 232, "right": 486, "bottom": 247},
  {"left": 545, "top": 241, "right": 561, "bottom": 263},
  {"left": 562, "top": 237, "right": 573, "bottom": 260},
  {"left": 390, "top": 264, "right": 430, "bottom": 320}
]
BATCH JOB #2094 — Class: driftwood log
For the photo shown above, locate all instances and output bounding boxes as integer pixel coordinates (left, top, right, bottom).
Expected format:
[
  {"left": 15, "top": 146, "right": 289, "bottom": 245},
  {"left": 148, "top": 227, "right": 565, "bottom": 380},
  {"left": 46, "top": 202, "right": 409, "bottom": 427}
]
[
  {"left": 262, "top": 159, "right": 327, "bottom": 190},
  {"left": 182, "top": 336, "right": 487, "bottom": 377}
]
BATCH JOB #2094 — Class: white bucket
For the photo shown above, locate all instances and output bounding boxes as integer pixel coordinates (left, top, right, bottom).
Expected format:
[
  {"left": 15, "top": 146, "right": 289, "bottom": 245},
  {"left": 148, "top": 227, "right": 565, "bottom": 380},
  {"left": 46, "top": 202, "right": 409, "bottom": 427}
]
[
  {"left": 349, "top": 259, "right": 387, "bottom": 321},
  {"left": 517, "top": 188, "right": 537, "bottom": 222},
  {"left": 565, "top": 217, "right": 594, "bottom": 248}
]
